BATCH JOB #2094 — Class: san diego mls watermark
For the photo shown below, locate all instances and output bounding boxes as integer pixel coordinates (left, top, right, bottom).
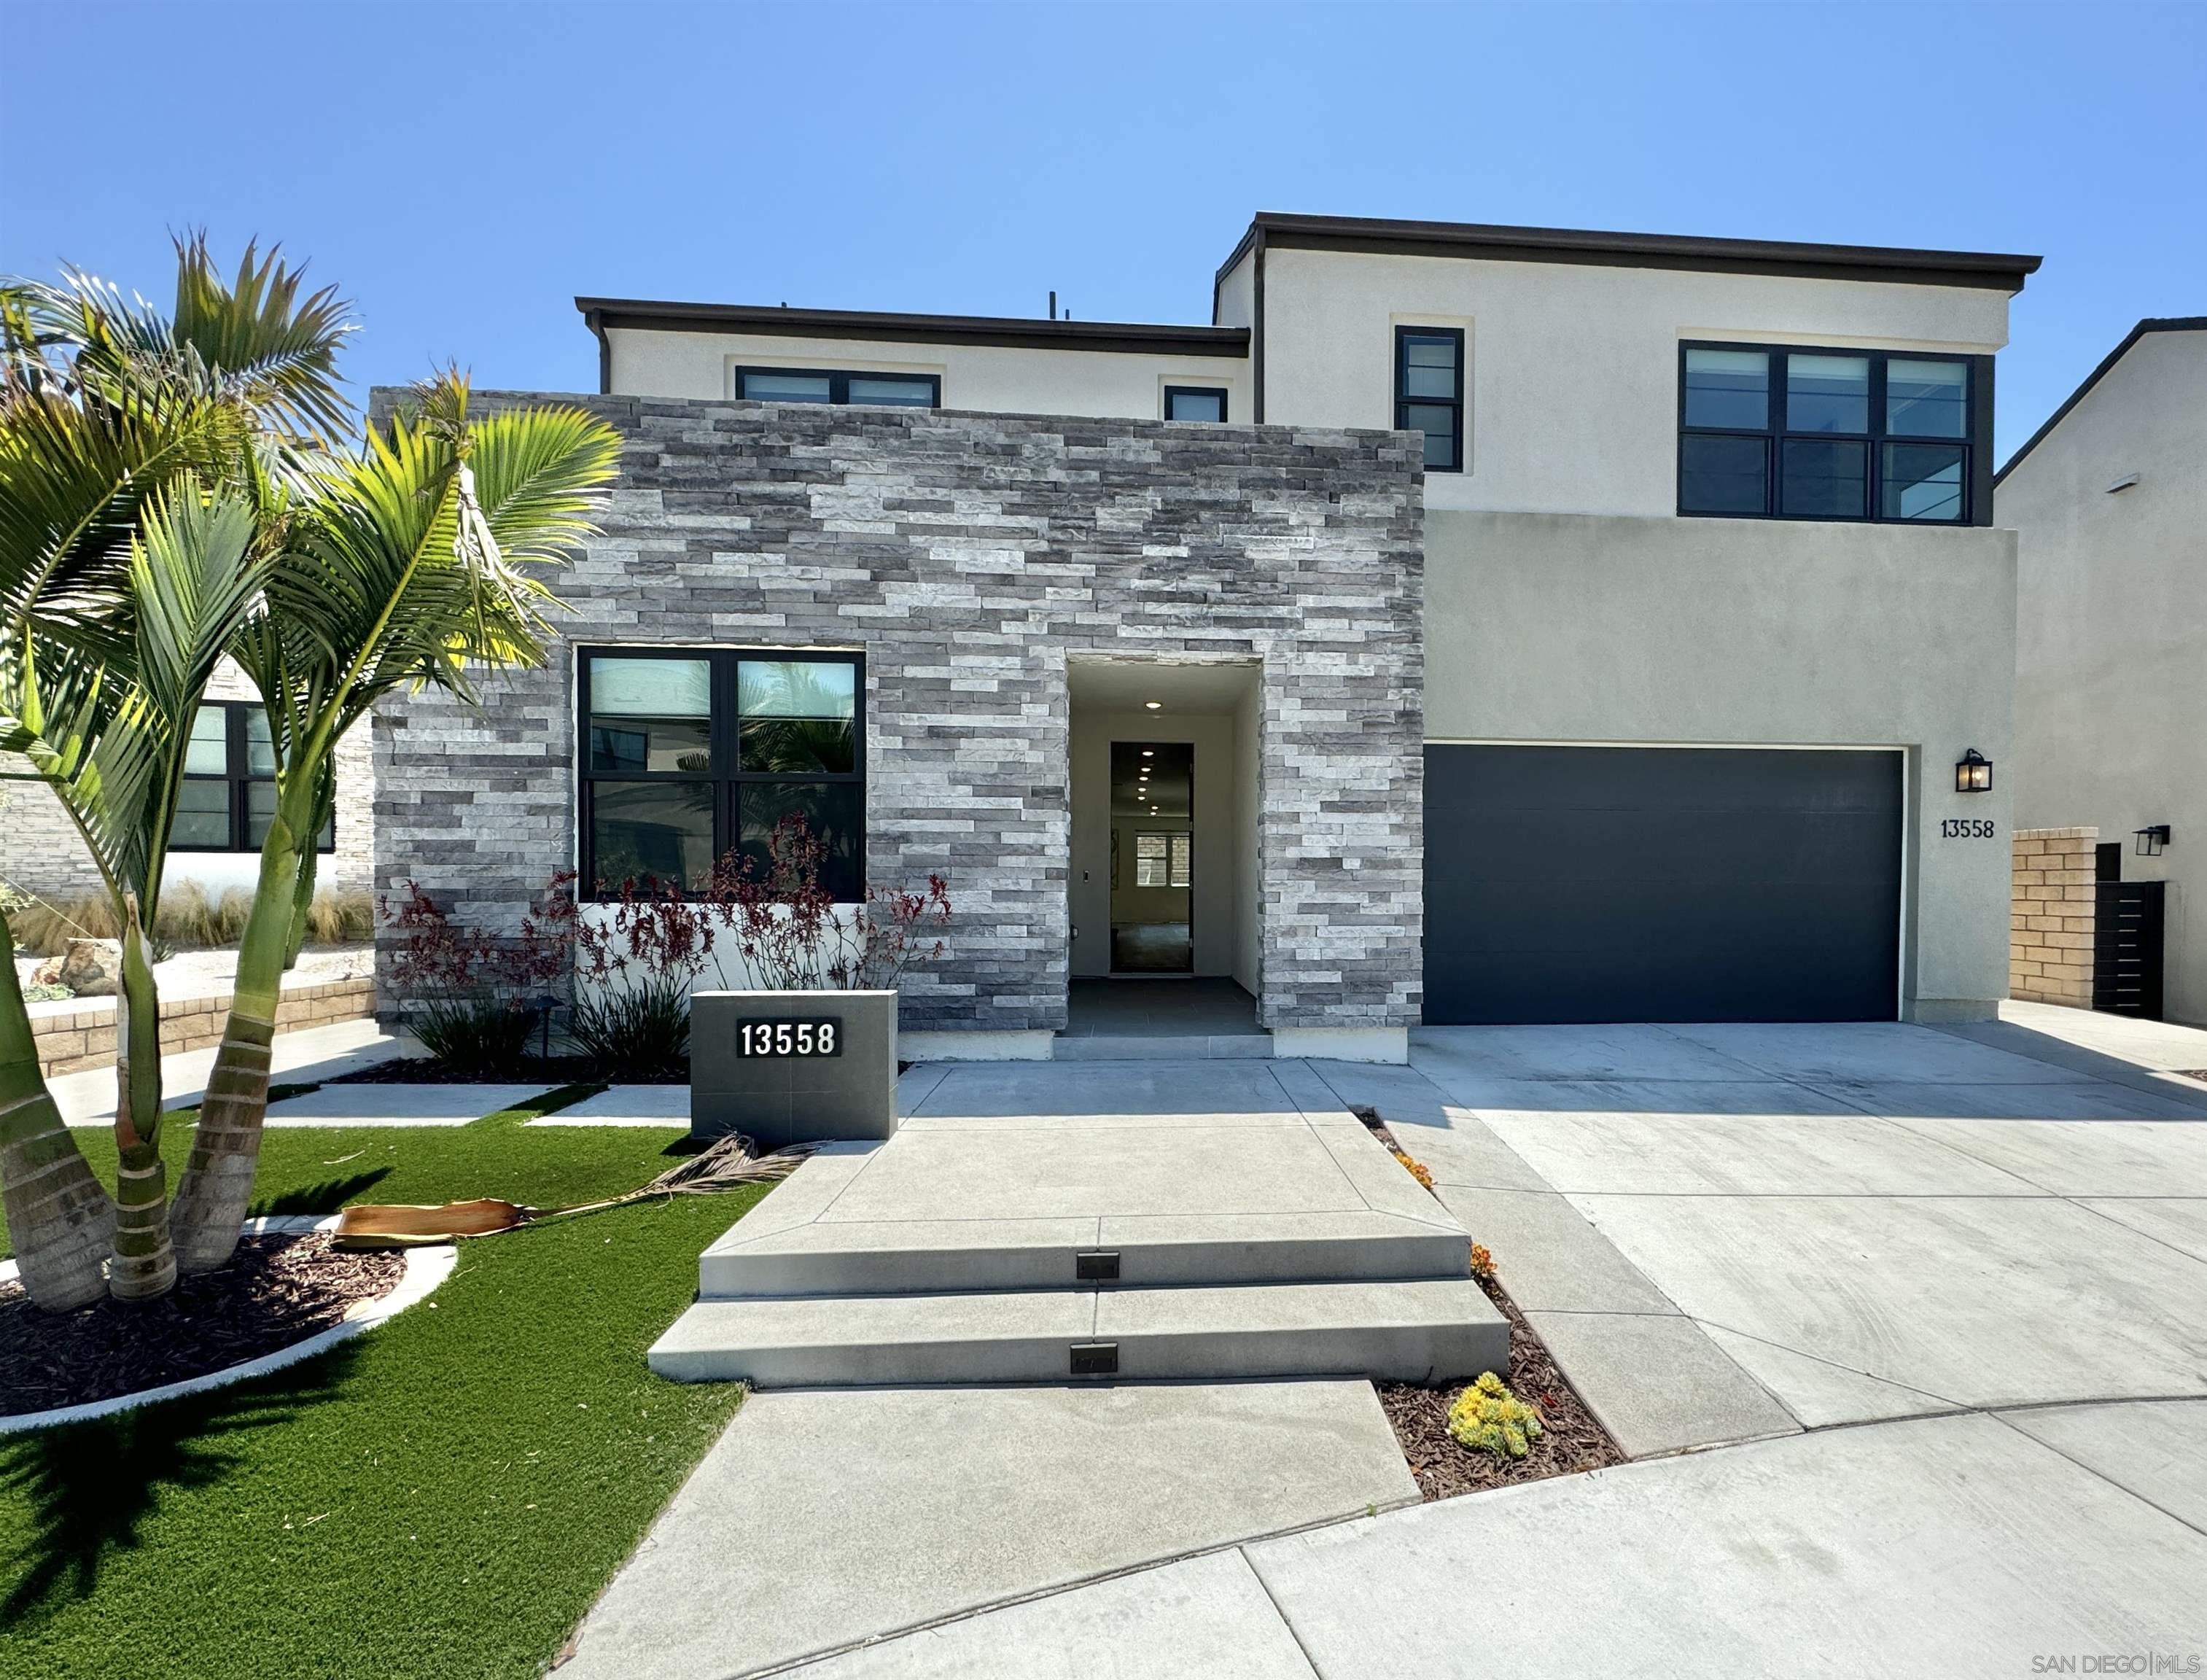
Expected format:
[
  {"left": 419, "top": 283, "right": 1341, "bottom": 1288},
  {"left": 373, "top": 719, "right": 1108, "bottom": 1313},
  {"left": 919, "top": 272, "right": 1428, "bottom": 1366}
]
[{"left": 2030, "top": 1656, "right": 2202, "bottom": 1674}]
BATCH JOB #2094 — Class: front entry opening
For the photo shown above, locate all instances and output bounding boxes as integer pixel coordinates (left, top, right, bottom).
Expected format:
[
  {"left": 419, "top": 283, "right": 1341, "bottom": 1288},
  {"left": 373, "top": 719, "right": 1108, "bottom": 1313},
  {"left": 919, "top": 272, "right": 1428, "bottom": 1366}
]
[{"left": 1110, "top": 741, "right": 1194, "bottom": 973}]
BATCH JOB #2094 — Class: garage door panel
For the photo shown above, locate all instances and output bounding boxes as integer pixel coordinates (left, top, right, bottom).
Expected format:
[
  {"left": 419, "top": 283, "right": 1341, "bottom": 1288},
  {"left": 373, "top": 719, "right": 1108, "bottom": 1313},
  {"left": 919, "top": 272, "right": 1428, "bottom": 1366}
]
[
  {"left": 1425, "top": 745, "right": 1902, "bottom": 1024},
  {"left": 1452, "top": 812, "right": 1902, "bottom": 887}
]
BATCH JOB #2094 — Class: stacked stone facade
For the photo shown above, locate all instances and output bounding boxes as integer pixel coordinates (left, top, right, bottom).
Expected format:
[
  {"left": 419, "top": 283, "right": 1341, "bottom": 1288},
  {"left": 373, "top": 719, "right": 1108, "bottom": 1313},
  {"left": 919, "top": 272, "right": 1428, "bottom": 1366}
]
[
  {"left": 370, "top": 392, "right": 1426, "bottom": 1035},
  {"left": 2010, "top": 826, "right": 2097, "bottom": 1007}
]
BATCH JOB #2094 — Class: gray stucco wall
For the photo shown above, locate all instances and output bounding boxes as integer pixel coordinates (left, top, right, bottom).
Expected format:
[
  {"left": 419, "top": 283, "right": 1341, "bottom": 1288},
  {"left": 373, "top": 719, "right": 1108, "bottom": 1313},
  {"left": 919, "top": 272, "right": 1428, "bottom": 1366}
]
[
  {"left": 2001, "top": 327, "right": 2206, "bottom": 1025},
  {"left": 1422, "top": 508, "right": 2019, "bottom": 1021},
  {"left": 370, "top": 392, "right": 1425, "bottom": 1036}
]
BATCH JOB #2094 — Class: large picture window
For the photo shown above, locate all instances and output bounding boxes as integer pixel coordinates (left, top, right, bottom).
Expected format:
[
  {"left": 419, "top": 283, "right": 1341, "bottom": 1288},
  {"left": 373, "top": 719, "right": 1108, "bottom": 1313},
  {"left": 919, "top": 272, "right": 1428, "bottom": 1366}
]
[
  {"left": 1678, "top": 342, "right": 1988, "bottom": 524},
  {"left": 577, "top": 648, "right": 865, "bottom": 901},
  {"left": 174, "top": 701, "right": 335, "bottom": 854}
]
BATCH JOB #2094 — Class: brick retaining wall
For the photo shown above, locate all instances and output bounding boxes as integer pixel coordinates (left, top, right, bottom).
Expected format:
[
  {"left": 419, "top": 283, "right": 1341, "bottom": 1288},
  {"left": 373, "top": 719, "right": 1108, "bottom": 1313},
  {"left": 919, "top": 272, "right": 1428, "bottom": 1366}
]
[{"left": 31, "top": 973, "right": 376, "bottom": 1078}]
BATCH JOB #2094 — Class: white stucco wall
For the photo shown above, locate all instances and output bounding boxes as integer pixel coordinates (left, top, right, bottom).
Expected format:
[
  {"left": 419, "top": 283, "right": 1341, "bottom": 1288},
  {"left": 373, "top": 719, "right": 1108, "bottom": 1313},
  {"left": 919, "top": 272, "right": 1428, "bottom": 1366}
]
[
  {"left": 1424, "top": 510, "right": 2019, "bottom": 1020},
  {"left": 1215, "top": 250, "right": 1255, "bottom": 330},
  {"left": 0, "top": 661, "right": 376, "bottom": 910},
  {"left": 1069, "top": 708, "right": 1246, "bottom": 980},
  {"left": 1260, "top": 247, "right": 2011, "bottom": 516},
  {"left": 607, "top": 327, "right": 1249, "bottom": 423},
  {"left": 2001, "top": 327, "right": 2207, "bottom": 1024}
]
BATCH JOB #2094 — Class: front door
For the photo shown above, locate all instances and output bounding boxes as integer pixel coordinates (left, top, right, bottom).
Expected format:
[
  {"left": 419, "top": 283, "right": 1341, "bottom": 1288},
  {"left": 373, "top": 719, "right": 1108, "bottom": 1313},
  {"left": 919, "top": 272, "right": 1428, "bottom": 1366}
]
[{"left": 1110, "top": 740, "right": 1194, "bottom": 973}]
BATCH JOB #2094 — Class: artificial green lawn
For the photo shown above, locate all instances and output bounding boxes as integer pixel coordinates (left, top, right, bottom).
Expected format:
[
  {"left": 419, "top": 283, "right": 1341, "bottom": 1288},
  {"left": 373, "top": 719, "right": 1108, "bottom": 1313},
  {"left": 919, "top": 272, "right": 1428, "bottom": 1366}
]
[{"left": 1, "top": 1090, "right": 766, "bottom": 1679}]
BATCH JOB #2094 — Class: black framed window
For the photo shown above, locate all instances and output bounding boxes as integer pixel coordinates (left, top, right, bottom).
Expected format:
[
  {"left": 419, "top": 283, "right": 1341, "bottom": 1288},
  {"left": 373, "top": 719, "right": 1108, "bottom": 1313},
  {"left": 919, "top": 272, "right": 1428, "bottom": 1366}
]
[
  {"left": 174, "top": 701, "right": 335, "bottom": 853},
  {"left": 1164, "top": 385, "right": 1228, "bottom": 423},
  {"left": 734, "top": 367, "right": 939, "bottom": 408},
  {"left": 577, "top": 648, "right": 865, "bottom": 901},
  {"left": 1678, "top": 342, "right": 1988, "bottom": 524},
  {"left": 1394, "top": 327, "right": 1465, "bottom": 472}
]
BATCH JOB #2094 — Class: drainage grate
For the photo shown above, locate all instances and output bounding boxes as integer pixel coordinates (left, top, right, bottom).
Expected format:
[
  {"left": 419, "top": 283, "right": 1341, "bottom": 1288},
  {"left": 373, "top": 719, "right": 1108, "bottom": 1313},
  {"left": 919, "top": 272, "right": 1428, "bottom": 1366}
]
[
  {"left": 1074, "top": 1249, "right": 1121, "bottom": 1282},
  {"left": 1069, "top": 1341, "right": 1119, "bottom": 1377}
]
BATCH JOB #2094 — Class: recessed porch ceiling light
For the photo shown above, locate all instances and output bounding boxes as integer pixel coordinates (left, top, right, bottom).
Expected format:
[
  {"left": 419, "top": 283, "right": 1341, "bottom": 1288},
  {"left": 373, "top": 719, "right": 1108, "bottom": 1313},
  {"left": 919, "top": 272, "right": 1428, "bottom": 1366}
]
[
  {"left": 1144, "top": 701, "right": 1161, "bottom": 710},
  {"left": 1141, "top": 749, "right": 1153, "bottom": 756}
]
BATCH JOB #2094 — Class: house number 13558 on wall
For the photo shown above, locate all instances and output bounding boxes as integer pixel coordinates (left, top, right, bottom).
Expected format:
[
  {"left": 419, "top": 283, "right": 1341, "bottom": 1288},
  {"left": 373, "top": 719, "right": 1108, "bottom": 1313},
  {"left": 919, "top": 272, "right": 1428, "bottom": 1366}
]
[
  {"left": 1940, "top": 819, "right": 1997, "bottom": 839},
  {"left": 736, "top": 1019, "right": 843, "bottom": 1057}
]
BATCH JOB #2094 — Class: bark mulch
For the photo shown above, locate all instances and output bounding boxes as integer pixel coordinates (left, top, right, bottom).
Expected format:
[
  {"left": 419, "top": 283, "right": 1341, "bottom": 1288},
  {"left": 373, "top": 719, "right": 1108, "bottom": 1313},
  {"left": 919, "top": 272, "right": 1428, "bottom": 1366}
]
[
  {"left": 0, "top": 1232, "right": 405, "bottom": 1416},
  {"left": 1378, "top": 1275, "right": 1627, "bottom": 1501}
]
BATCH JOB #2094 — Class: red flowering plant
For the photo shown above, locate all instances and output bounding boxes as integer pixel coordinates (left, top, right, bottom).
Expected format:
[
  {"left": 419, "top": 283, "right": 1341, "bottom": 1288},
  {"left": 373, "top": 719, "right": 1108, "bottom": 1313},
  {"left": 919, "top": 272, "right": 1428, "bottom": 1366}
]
[
  {"left": 380, "top": 876, "right": 574, "bottom": 1073},
  {"left": 563, "top": 815, "right": 949, "bottom": 1076},
  {"left": 568, "top": 871, "right": 714, "bottom": 1078},
  {"left": 702, "top": 814, "right": 950, "bottom": 993}
]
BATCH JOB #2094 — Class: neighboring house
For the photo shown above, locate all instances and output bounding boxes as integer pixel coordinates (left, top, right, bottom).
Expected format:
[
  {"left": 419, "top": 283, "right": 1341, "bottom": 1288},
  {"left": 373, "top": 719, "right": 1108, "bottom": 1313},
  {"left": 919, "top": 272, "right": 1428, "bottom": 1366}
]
[
  {"left": 377, "top": 212, "right": 2039, "bottom": 1060},
  {"left": 1998, "top": 318, "right": 2206, "bottom": 1026},
  {"left": 0, "top": 660, "right": 376, "bottom": 909}
]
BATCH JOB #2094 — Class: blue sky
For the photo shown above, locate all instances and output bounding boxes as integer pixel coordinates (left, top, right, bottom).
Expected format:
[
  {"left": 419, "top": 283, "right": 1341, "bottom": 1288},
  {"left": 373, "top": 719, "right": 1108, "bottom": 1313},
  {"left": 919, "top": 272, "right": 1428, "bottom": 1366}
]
[{"left": 4, "top": 1, "right": 2201, "bottom": 461}]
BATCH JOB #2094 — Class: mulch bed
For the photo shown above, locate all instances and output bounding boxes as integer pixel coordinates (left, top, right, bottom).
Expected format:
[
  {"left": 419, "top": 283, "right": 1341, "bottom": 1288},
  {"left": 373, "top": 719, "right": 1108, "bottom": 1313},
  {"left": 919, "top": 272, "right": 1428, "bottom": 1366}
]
[
  {"left": 1379, "top": 1272, "right": 1626, "bottom": 1500},
  {"left": 0, "top": 1232, "right": 405, "bottom": 1416}
]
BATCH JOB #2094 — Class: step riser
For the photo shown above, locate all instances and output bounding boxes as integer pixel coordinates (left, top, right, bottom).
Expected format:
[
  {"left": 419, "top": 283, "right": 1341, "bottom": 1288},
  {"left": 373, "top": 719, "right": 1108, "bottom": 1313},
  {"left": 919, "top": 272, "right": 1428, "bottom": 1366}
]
[
  {"left": 700, "top": 1233, "right": 1471, "bottom": 1298},
  {"left": 1051, "top": 1035, "right": 1274, "bottom": 1061},
  {"left": 648, "top": 1320, "right": 1510, "bottom": 1388}
]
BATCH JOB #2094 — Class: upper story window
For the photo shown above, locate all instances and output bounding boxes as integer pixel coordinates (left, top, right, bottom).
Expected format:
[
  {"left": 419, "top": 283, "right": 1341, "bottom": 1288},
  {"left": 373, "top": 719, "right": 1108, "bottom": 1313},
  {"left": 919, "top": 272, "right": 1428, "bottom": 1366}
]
[
  {"left": 1164, "top": 386, "right": 1229, "bottom": 423},
  {"left": 175, "top": 701, "right": 335, "bottom": 854},
  {"left": 1678, "top": 343, "right": 1985, "bottom": 524},
  {"left": 736, "top": 367, "right": 940, "bottom": 408},
  {"left": 1394, "top": 327, "right": 1465, "bottom": 472},
  {"left": 577, "top": 648, "right": 865, "bottom": 902}
]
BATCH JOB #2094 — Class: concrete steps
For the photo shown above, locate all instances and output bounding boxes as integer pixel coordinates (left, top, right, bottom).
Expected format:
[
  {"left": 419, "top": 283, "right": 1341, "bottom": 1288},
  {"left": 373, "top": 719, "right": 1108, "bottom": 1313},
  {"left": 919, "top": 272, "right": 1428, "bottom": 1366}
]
[
  {"left": 697, "top": 1210, "right": 1473, "bottom": 1296},
  {"left": 647, "top": 1278, "right": 1508, "bottom": 1387},
  {"left": 649, "top": 1073, "right": 1511, "bottom": 1389}
]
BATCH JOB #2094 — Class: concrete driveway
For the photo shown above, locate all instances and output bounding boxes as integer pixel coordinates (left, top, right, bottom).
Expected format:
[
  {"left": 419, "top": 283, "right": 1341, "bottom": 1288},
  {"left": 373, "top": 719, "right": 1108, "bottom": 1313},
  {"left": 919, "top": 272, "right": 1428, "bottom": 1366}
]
[
  {"left": 765, "top": 1016, "right": 2207, "bottom": 1679},
  {"left": 1331, "top": 1014, "right": 2207, "bottom": 1451}
]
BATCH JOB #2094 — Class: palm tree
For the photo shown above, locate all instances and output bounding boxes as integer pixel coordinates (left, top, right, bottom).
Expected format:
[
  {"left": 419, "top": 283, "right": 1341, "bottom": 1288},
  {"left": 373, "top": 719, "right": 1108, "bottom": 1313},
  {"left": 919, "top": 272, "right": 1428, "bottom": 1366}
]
[
  {"left": 0, "top": 240, "right": 346, "bottom": 1305},
  {"left": 168, "top": 378, "right": 618, "bottom": 1272}
]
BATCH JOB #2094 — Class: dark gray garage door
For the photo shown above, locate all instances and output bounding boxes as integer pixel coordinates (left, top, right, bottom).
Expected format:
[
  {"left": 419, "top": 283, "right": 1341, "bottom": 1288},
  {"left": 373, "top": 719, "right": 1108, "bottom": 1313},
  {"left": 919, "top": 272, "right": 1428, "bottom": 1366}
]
[{"left": 1425, "top": 745, "right": 1902, "bottom": 1024}]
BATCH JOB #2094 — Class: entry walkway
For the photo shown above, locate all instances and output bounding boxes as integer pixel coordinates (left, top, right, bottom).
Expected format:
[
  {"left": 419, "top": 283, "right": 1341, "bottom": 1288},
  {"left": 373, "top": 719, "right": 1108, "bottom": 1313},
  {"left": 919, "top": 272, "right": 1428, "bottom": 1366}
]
[
  {"left": 564, "top": 1024, "right": 2207, "bottom": 1676},
  {"left": 647, "top": 1058, "right": 1502, "bottom": 1386}
]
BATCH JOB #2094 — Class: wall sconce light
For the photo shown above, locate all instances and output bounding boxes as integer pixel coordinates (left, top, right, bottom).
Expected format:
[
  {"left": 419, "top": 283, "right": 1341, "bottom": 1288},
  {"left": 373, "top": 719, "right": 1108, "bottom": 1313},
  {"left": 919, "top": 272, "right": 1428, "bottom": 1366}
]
[
  {"left": 2135, "top": 824, "right": 2171, "bottom": 858},
  {"left": 1954, "top": 749, "right": 1993, "bottom": 793}
]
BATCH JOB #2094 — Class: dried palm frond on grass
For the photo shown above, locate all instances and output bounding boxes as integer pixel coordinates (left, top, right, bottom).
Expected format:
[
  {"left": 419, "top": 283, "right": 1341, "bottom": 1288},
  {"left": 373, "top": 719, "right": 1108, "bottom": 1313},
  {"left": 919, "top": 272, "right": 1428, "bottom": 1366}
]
[{"left": 332, "top": 1132, "right": 816, "bottom": 1248}]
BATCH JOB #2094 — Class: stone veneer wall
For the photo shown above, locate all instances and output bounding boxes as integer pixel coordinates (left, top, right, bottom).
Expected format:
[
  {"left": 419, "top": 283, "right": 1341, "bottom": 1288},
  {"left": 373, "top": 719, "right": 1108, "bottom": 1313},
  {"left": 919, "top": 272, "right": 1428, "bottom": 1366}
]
[
  {"left": 370, "top": 392, "right": 1426, "bottom": 1035},
  {"left": 2011, "top": 826, "right": 2096, "bottom": 1007}
]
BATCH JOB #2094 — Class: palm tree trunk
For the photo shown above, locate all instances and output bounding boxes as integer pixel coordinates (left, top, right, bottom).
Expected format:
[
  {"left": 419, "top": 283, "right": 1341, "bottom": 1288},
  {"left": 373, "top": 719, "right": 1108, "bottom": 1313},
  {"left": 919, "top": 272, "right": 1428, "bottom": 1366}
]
[
  {"left": 0, "top": 905, "right": 115, "bottom": 1309},
  {"left": 281, "top": 839, "right": 319, "bottom": 973},
  {"left": 170, "top": 822, "right": 303, "bottom": 1274},
  {"left": 106, "top": 902, "right": 176, "bottom": 1299}
]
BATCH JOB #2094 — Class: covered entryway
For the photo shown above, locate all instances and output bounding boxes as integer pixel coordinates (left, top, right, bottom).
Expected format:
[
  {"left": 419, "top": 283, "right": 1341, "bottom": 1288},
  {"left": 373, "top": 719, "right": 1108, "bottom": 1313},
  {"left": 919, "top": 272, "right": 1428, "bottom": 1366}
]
[{"left": 1424, "top": 744, "right": 1904, "bottom": 1024}]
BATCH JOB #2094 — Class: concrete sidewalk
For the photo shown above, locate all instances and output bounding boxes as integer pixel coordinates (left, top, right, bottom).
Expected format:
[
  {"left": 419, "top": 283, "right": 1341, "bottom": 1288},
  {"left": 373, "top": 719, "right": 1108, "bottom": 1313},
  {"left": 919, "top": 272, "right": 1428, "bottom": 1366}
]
[
  {"left": 779, "top": 1404, "right": 2207, "bottom": 1679},
  {"left": 53, "top": 1016, "right": 417, "bottom": 1125},
  {"left": 554, "top": 1381, "right": 1418, "bottom": 1680}
]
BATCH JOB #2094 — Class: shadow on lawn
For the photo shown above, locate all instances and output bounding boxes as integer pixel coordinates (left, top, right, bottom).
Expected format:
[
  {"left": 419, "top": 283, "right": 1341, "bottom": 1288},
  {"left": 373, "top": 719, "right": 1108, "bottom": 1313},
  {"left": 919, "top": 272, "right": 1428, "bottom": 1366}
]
[
  {"left": 0, "top": 1342, "right": 363, "bottom": 1628},
  {"left": 250, "top": 1167, "right": 393, "bottom": 1218}
]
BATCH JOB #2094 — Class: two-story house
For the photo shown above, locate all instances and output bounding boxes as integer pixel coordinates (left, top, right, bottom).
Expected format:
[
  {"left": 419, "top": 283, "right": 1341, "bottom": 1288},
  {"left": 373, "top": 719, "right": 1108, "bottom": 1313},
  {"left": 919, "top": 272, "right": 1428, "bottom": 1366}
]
[{"left": 375, "top": 212, "right": 2039, "bottom": 1061}]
